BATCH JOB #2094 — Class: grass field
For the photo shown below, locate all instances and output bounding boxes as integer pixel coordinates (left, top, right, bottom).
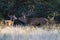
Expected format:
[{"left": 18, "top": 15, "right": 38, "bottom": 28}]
[{"left": 0, "top": 25, "right": 60, "bottom": 40}]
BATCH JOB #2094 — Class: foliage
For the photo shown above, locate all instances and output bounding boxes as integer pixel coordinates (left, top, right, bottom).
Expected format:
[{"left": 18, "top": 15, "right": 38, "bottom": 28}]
[{"left": 0, "top": 0, "right": 60, "bottom": 21}]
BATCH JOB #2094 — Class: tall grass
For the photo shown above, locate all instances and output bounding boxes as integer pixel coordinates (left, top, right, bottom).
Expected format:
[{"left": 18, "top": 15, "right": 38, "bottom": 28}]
[{"left": 0, "top": 25, "right": 60, "bottom": 40}]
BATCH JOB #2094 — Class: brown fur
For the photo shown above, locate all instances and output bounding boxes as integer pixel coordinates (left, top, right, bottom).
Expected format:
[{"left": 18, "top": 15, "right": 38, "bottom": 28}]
[
  {"left": 33, "top": 19, "right": 48, "bottom": 26},
  {"left": 25, "top": 17, "right": 49, "bottom": 27},
  {"left": 4, "top": 20, "right": 13, "bottom": 26}
]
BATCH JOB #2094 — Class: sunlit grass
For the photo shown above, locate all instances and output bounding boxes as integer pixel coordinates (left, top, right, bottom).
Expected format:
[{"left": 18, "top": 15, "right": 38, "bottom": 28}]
[
  {"left": 0, "top": 24, "right": 60, "bottom": 40},
  {"left": 0, "top": 24, "right": 60, "bottom": 34}
]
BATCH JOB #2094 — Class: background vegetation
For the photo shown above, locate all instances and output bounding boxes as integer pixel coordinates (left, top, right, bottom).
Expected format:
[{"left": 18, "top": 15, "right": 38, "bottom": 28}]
[{"left": 0, "top": 0, "right": 60, "bottom": 22}]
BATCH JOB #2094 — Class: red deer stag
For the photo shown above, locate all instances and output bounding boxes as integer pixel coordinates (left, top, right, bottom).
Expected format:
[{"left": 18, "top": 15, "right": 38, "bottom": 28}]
[{"left": 19, "top": 15, "right": 49, "bottom": 27}]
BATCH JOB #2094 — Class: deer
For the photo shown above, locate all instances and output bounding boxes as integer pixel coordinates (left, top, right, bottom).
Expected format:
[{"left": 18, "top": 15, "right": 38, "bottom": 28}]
[
  {"left": 4, "top": 20, "right": 13, "bottom": 26},
  {"left": 3, "top": 15, "right": 17, "bottom": 26},
  {"left": 19, "top": 13, "right": 49, "bottom": 27},
  {"left": 48, "top": 11, "right": 60, "bottom": 27}
]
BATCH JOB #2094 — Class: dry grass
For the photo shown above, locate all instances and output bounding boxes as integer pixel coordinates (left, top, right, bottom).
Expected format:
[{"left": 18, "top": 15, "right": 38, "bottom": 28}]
[
  {"left": 0, "top": 24, "right": 60, "bottom": 34},
  {"left": 0, "top": 25, "right": 60, "bottom": 40}
]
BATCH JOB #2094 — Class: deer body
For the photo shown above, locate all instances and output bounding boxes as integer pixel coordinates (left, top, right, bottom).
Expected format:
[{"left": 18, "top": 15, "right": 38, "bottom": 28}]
[
  {"left": 27, "top": 18, "right": 49, "bottom": 27},
  {"left": 19, "top": 15, "right": 49, "bottom": 27},
  {"left": 3, "top": 14, "right": 17, "bottom": 26},
  {"left": 4, "top": 20, "right": 13, "bottom": 26}
]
